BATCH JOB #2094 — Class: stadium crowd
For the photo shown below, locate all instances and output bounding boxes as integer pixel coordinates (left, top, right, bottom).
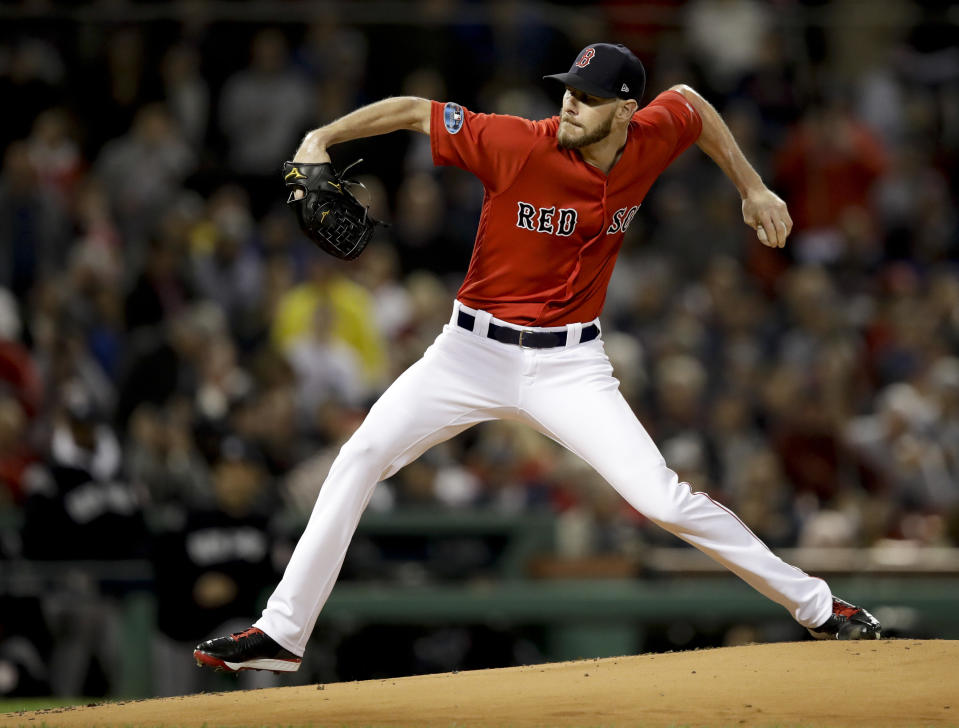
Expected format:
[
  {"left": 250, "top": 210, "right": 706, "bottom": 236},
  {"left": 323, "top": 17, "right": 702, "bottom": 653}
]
[{"left": 0, "top": 0, "right": 957, "bottom": 698}]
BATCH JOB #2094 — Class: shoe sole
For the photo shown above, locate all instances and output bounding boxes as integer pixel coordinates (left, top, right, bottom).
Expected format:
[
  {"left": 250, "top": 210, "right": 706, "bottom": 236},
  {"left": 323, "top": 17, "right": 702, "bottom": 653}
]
[
  {"left": 839, "top": 623, "right": 882, "bottom": 640},
  {"left": 808, "top": 628, "right": 882, "bottom": 640},
  {"left": 194, "top": 649, "right": 302, "bottom": 673}
]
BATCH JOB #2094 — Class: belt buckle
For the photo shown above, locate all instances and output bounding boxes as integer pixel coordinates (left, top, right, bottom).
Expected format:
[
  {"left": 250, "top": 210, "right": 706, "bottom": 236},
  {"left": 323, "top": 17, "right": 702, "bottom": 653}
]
[{"left": 518, "top": 329, "right": 532, "bottom": 348}]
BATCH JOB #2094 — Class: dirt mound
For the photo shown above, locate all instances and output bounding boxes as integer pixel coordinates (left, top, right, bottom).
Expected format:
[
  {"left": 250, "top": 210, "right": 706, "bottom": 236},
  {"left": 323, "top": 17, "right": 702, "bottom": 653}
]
[{"left": 3, "top": 640, "right": 956, "bottom": 727}]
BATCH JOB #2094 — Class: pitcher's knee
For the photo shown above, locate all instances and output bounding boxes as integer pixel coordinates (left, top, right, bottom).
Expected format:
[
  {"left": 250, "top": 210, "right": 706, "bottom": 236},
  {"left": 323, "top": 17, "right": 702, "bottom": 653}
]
[
  {"left": 338, "top": 434, "right": 372, "bottom": 460},
  {"left": 619, "top": 464, "right": 689, "bottom": 526},
  {"left": 335, "top": 434, "right": 393, "bottom": 480}
]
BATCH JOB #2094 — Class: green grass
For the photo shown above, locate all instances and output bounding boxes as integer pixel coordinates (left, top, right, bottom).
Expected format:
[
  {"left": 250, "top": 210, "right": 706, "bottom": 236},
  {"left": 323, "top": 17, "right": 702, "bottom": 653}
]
[{"left": 0, "top": 696, "right": 104, "bottom": 713}]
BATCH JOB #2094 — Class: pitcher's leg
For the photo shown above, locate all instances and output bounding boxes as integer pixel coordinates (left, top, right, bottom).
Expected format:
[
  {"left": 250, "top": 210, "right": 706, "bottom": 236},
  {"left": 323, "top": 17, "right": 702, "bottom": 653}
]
[
  {"left": 521, "top": 345, "right": 832, "bottom": 628},
  {"left": 255, "top": 336, "right": 504, "bottom": 655}
]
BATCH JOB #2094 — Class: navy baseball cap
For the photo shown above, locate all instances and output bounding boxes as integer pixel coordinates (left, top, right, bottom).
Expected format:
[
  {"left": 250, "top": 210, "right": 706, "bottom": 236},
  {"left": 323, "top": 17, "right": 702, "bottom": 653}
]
[{"left": 544, "top": 43, "right": 646, "bottom": 101}]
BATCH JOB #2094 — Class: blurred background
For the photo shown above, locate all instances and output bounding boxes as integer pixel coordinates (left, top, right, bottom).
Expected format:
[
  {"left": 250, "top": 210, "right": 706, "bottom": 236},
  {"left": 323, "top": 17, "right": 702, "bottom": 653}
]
[{"left": 1, "top": 0, "right": 958, "bottom": 702}]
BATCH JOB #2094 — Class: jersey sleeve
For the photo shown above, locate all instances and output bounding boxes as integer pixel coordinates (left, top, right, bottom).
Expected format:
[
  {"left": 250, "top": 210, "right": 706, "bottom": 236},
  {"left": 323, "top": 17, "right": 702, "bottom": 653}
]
[
  {"left": 634, "top": 89, "right": 703, "bottom": 167},
  {"left": 430, "top": 100, "right": 554, "bottom": 192}
]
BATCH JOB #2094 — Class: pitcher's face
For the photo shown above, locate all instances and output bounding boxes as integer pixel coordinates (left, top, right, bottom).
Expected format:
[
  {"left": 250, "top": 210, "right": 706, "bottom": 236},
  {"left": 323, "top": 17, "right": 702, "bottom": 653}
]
[{"left": 557, "top": 88, "right": 618, "bottom": 149}]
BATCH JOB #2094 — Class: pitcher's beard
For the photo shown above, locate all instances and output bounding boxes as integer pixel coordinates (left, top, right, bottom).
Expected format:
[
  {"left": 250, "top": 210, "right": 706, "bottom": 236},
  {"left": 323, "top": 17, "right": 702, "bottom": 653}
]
[{"left": 557, "top": 114, "right": 614, "bottom": 149}]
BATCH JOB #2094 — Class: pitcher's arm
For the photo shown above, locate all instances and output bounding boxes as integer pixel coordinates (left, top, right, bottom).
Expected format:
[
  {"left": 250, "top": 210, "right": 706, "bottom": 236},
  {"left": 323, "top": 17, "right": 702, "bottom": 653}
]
[
  {"left": 293, "top": 96, "right": 432, "bottom": 165},
  {"left": 671, "top": 84, "right": 792, "bottom": 248}
]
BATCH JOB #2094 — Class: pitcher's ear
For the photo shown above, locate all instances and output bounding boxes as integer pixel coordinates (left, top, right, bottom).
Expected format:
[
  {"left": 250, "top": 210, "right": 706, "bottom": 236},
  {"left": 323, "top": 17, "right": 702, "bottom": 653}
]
[{"left": 619, "top": 99, "right": 638, "bottom": 119}]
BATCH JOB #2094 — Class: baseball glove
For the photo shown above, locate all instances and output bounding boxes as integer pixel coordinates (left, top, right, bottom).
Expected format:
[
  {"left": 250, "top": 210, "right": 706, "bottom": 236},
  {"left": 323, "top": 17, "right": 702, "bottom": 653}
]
[{"left": 282, "top": 159, "right": 382, "bottom": 261}]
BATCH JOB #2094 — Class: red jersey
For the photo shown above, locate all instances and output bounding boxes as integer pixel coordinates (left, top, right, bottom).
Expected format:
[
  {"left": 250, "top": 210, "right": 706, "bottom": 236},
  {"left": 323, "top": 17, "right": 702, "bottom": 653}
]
[{"left": 430, "top": 90, "right": 702, "bottom": 326}]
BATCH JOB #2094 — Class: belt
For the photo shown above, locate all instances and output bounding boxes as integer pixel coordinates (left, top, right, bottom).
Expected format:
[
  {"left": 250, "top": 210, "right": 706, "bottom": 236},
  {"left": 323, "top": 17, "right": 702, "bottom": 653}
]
[{"left": 456, "top": 310, "right": 599, "bottom": 349}]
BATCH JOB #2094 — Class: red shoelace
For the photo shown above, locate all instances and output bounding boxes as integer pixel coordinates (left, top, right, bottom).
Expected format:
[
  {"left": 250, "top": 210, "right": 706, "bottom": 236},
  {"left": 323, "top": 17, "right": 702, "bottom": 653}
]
[{"left": 230, "top": 627, "right": 263, "bottom": 641}]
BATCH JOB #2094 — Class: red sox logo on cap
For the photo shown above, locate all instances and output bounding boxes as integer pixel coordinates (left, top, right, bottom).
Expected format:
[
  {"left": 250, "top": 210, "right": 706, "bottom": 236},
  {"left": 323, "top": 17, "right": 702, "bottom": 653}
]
[
  {"left": 575, "top": 48, "right": 595, "bottom": 68},
  {"left": 544, "top": 43, "right": 646, "bottom": 101}
]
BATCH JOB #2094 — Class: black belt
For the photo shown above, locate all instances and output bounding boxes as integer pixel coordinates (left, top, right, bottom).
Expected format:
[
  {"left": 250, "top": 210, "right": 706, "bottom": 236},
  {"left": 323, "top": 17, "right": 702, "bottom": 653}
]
[{"left": 456, "top": 310, "right": 599, "bottom": 348}]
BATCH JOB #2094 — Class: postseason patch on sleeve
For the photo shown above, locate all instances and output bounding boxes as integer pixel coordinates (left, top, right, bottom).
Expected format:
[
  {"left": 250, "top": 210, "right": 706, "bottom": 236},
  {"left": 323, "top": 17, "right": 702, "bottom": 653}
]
[{"left": 443, "top": 102, "right": 464, "bottom": 134}]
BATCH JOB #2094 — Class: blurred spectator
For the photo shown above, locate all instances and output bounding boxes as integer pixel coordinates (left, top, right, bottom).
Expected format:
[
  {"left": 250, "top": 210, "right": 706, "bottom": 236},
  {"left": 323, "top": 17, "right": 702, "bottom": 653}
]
[
  {"left": 71, "top": 179, "right": 123, "bottom": 287},
  {"left": 160, "top": 44, "right": 210, "bottom": 150},
  {"left": 17, "top": 386, "right": 142, "bottom": 697},
  {"left": 355, "top": 242, "right": 415, "bottom": 342},
  {"left": 733, "top": 449, "right": 799, "bottom": 548},
  {"left": 684, "top": 0, "right": 771, "bottom": 94},
  {"left": 26, "top": 108, "right": 83, "bottom": 203},
  {"left": 127, "top": 400, "right": 212, "bottom": 519},
  {"left": 189, "top": 186, "right": 264, "bottom": 333},
  {"left": 219, "top": 29, "right": 312, "bottom": 183},
  {"left": 855, "top": 53, "right": 906, "bottom": 147},
  {"left": 124, "top": 228, "right": 194, "bottom": 334},
  {"left": 777, "top": 266, "right": 846, "bottom": 372},
  {"left": 774, "top": 98, "right": 887, "bottom": 263},
  {"left": 20, "top": 383, "right": 144, "bottom": 560},
  {"left": 59, "top": 194, "right": 127, "bottom": 383},
  {"left": 0, "top": 393, "right": 36, "bottom": 506},
  {"left": 0, "top": 287, "right": 42, "bottom": 418},
  {"left": 864, "top": 264, "right": 942, "bottom": 386},
  {"left": 116, "top": 302, "right": 224, "bottom": 429},
  {"left": 249, "top": 382, "right": 313, "bottom": 478},
  {"left": 194, "top": 333, "right": 253, "bottom": 423},
  {"left": 95, "top": 104, "right": 195, "bottom": 253},
  {"left": 150, "top": 435, "right": 280, "bottom": 695},
  {"left": 708, "top": 391, "right": 764, "bottom": 498},
  {"left": 651, "top": 354, "right": 709, "bottom": 441},
  {"left": 0, "top": 142, "right": 71, "bottom": 299},
  {"left": 272, "top": 254, "right": 388, "bottom": 389},
  {"left": 33, "top": 313, "right": 116, "bottom": 427},
  {"left": 846, "top": 382, "right": 955, "bottom": 512},
  {"left": 771, "top": 387, "right": 853, "bottom": 505},
  {"left": 287, "top": 298, "right": 368, "bottom": 417}
]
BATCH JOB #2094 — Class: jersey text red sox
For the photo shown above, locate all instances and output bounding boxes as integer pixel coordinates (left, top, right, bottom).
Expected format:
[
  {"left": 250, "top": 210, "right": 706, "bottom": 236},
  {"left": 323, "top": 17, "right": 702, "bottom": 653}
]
[{"left": 430, "top": 90, "right": 701, "bottom": 325}]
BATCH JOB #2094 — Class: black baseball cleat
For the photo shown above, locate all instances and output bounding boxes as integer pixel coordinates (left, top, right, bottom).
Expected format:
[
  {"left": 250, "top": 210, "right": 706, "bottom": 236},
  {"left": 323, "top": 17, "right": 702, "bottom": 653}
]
[
  {"left": 194, "top": 627, "right": 302, "bottom": 673},
  {"left": 808, "top": 597, "right": 882, "bottom": 640}
]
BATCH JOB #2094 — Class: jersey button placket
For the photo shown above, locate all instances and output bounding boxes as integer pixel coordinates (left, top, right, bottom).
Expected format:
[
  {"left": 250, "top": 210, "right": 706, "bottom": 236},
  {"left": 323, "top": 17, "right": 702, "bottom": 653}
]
[{"left": 601, "top": 178, "right": 610, "bottom": 233}]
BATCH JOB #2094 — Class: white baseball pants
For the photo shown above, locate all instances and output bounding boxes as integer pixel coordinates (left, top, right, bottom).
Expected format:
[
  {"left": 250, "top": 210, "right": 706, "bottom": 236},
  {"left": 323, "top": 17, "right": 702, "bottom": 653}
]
[{"left": 255, "top": 301, "right": 833, "bottom": 656}]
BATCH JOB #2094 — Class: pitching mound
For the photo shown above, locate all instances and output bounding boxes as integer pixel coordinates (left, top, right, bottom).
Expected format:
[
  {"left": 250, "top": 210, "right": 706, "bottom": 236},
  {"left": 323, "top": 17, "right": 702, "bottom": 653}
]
[{"left": 3, "top": 640, "right": 956, "bottom": 727}]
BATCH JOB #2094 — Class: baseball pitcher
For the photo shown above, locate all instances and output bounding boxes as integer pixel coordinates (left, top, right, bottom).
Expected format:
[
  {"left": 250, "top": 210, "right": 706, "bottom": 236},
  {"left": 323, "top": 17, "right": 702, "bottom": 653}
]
[{"left": 195, "top": 43, "right": 880, "bottom": 675}]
